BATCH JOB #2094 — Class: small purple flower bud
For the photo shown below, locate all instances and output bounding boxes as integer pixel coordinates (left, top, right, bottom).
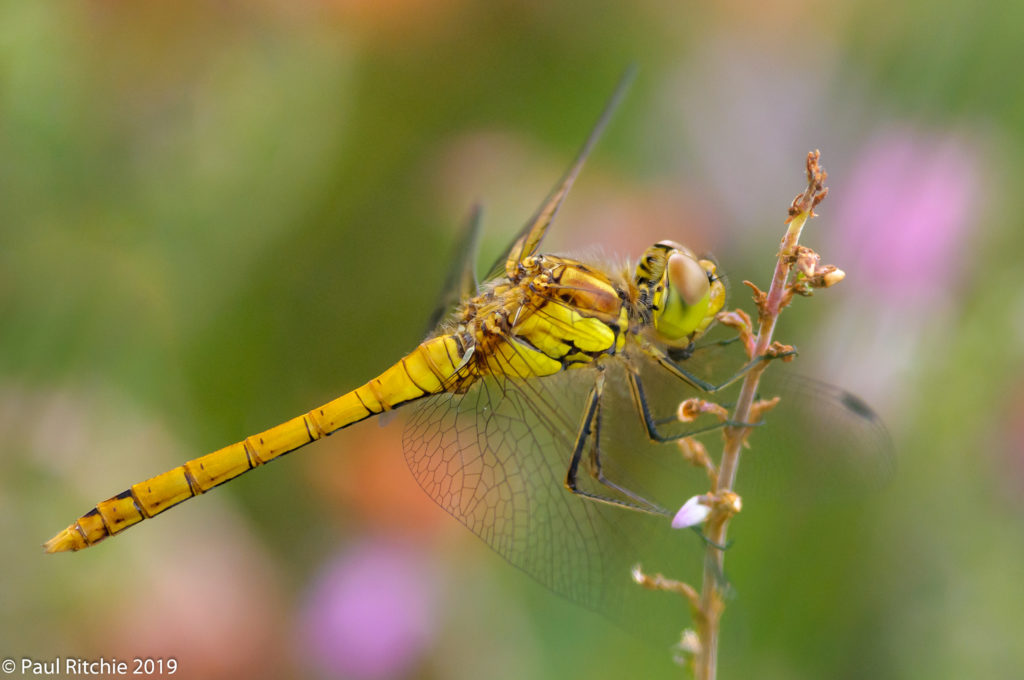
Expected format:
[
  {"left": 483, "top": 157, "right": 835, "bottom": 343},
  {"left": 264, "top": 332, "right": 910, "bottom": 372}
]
[{"left": 671, "top": 495, "right": 711, "bottom": 529}]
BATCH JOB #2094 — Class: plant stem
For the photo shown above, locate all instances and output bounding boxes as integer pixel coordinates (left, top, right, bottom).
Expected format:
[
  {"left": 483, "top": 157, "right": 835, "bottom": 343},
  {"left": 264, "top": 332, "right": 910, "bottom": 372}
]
[{"left": 692, "top": 152, "right": 824, "bottom": 680}]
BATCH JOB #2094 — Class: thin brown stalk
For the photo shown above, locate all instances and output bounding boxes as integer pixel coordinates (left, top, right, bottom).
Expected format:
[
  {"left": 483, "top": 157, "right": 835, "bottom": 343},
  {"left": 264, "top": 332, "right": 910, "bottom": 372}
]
[{"left": 692, "top": 151, "right": 830, "bottom": 680}]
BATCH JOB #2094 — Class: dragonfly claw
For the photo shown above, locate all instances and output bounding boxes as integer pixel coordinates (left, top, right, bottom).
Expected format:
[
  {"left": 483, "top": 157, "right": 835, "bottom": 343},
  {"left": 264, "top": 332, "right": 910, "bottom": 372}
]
[{"left": 691, "top": 526, "right": 733, "bottom": 551}]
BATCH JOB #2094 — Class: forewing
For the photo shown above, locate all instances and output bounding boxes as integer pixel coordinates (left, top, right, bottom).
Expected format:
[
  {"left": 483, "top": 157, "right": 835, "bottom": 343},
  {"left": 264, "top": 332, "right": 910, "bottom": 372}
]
[{"left": 484, "top": 66, "right": 637, "bottom": 282}]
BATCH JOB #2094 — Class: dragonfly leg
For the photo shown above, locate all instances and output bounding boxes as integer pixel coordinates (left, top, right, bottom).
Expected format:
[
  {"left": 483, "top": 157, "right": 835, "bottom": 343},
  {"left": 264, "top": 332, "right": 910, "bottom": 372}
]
[
  {"left": 564, "top": 368, "right": 669, "bottom": 517},
  {"left": 642, "top": 340, "right": 795, "bottom": 394},
  {"left": 635, "top": 341, "right": 794, "bottom": 432},
  {"left": 627, "top": 370, "right": 731, "bottom": 443},
  {"left": 585, "top": 392, "right": 667, "bottom": 511},
  {"left": 692, "top": 526, "right": 732, "bottom": 551}
]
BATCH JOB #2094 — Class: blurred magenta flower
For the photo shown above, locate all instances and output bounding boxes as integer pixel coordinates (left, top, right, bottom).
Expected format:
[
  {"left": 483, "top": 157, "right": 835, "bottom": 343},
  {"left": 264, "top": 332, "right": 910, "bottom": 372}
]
[
  {"left": 830, "top": 127, "right": 982, "bottom": 305},
  {"left": 299, "top": 539, "right": 438, "bottom": 680},
  {"left": 814, "top": 127, "right": 985, "bottom": 410}
]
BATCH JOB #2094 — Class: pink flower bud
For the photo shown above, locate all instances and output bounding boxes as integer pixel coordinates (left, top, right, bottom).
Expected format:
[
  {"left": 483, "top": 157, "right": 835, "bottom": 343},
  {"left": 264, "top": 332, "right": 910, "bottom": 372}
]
[{"left": 671, "top": 495, "right": 711, "bottom": 529}]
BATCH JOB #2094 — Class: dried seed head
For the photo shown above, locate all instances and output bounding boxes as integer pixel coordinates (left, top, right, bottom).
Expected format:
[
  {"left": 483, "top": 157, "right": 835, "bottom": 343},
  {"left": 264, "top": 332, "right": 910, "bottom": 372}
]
[
  {"left": 812, "top": 185, "right": 829, "bottom": 211},
  {"left": 766, "top": 342, "right": 796, "bottom": 361},
  {"left": 677, "top": 398, "right": 701, "bottom": 422},
  {"left": 717, "top": 491, "right": 742, "bottom": 516},
  {"left": 717, "top": 308, "right": 756, "bottom": 358},
  {"left": 794, "top": 246, "right": 821, "bottom": 277},
  {"left": 717, "top": 308, "right": 753, "bottom": 333},
  {"left": 677, "top": 398, "right": 730, "bottom": 423},
  {"left": 821, "top": 267, "right": 846, "bottom": 287},
  {"left": 742, "top": 280, "right": 768, "bottom": 307},
  {"left": 677, "top": 437, "right": 710, "bottom": 467},
  {"left": 786, "top": 150, "right": 829, "bottom": 222},
  {"left": 749, "top": 396, "right": 782, "bottom": 423},
  {"left": 678, "top": 629, "right": 701, "bottom": 655}
]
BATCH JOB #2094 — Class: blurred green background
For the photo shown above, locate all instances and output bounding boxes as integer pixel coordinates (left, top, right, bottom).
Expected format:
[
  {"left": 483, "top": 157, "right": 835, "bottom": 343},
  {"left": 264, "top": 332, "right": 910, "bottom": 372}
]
[{"left": 4, "top": 1, "right": 1024, "bottom": 678}]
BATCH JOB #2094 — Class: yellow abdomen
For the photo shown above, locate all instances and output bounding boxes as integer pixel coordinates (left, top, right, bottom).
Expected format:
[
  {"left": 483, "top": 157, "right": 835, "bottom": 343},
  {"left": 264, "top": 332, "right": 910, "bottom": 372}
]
[{"left": 43, "top": 334, "right": 469, "bottom": 552}]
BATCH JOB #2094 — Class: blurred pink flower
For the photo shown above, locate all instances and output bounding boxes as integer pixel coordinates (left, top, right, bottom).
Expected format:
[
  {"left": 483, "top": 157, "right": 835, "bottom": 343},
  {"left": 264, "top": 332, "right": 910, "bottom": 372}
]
[
  {"left": 299, "top": 539, "right": 438, "bottom": 680},
  {"left": 830, "top": 128, "right": 982, "bottom": 305},
  {"left": 812, "top": 128, "right": 986, "bottom": 413}
]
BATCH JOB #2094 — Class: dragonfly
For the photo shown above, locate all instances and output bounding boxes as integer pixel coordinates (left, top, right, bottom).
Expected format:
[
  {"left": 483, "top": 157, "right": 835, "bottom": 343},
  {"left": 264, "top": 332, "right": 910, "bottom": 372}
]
[{"left": 45, "top": 71, "right": 889, "bottom": 634}]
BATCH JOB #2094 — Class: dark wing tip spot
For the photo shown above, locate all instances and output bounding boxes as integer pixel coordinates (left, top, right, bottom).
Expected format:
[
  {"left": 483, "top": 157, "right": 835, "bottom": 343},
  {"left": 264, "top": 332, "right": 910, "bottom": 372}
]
[{"left": 839, "top": 391, "right": 878, "bottom": 422}]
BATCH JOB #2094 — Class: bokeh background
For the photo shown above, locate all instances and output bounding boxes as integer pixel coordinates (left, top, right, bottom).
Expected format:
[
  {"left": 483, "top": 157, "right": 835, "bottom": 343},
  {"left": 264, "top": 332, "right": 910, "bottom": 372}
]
[{"left": 3, "top": 1, "right": 1024, "bottom": 678}]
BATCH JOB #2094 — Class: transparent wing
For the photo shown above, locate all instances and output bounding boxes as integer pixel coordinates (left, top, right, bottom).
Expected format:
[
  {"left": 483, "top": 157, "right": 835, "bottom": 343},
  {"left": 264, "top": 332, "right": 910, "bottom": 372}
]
[
  {"left": 736, "top": 371, "right": 895, "bottom": 504},
  {"left": 402, "top": 343, "right": 709, "bottom": 641},
  {"left": 655, "top": 332, "right": 896, "bottom": 502},
  {"left": 402, "top": 324, "right": 893, "bottom": 640},
  {"left": 484, "top": 66, "right": 637, "bottom": 282},
  {"left": 424, "top": 204, "right": 482, "bottom": 334}
]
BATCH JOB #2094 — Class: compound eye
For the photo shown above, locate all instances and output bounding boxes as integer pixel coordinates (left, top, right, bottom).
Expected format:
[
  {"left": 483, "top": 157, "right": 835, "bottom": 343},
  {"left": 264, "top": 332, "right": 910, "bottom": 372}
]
[{"left": 667, "top": 251, "right": 710, "bottom": 307}]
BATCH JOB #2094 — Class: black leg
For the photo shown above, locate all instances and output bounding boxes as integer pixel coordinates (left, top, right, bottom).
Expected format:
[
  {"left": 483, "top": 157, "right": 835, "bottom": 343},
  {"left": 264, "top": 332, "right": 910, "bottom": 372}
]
[
  {"left": 564, "top": 367, "right": 668, "bottom": 516},
  {"left": 642, "top": 340, "right": 796, "bottom": 394},
  {"left": 627, "top": 370, "right": 734, "bottom": 443}
]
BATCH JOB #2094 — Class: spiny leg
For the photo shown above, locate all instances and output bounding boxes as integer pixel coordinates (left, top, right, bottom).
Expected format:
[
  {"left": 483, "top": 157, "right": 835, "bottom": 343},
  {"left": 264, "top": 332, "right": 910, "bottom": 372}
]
[
  {"left": 626, "top": 374, "right": 736, "bottom": 550},
  {"left": 585, "top": 377, "right": 669, "bottom": 512},
  {"left": 635, "top": 341, "right": 796, "bottom": 433},
  {"left": 564, "top": 367, "right": 668, "bottom": 517},
  {"left": 627, "top": 369, "right": 735, "bottom": 444},
  {"left": 642, "top": 341, "right": 770, "bottom": 394}
]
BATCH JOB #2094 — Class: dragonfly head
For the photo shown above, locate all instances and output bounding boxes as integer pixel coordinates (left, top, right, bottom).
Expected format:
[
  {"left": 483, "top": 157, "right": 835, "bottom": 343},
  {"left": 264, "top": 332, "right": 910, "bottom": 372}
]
[{"left": 636, "top": 240, "right": 726, "bottom": 344}]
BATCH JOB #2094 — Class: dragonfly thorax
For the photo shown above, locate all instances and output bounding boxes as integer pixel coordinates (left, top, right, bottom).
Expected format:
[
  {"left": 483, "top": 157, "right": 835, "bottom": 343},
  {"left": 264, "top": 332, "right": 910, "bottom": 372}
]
[{"left": 458, "top": 254, "right": 632, "bottom": 380}]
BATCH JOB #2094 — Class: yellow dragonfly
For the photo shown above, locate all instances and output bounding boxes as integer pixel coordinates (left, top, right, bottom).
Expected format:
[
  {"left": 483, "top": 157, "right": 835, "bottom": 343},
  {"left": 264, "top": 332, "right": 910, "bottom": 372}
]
[{"left": 45, "top": 72, "right": 887, "bottom": 630}]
